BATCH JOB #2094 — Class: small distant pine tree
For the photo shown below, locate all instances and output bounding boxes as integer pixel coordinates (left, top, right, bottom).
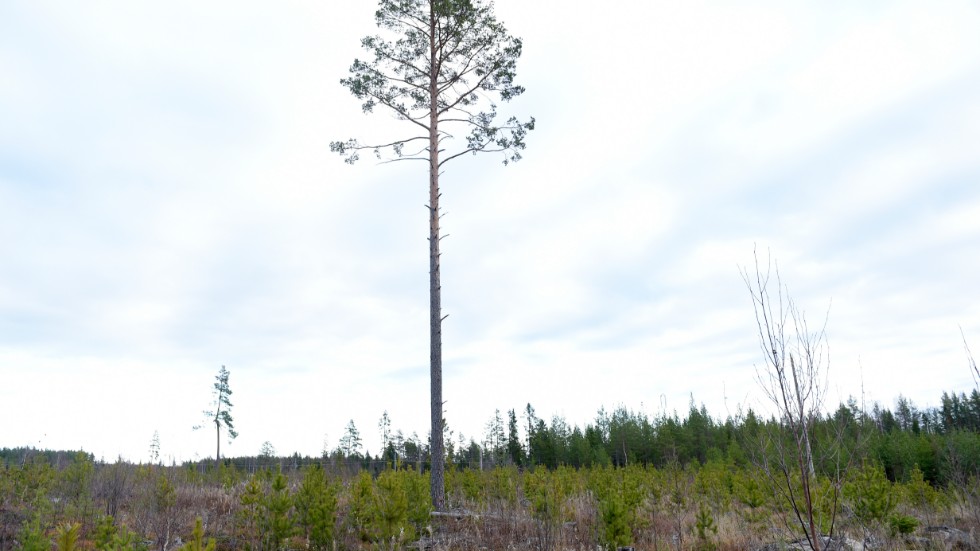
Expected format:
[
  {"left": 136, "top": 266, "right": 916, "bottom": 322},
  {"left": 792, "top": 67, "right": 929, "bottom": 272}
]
[
  {"left": 294, "top": 465, "right": 338, "bottom": 551},
  {"left": 16, "top": 519, "right": 48, "bottom": 551},
  {"left": 507, "top": 409, "right": 525, "bottom": 467},
  {"left": 403, "top": 469, "right": 433, "bottom": 537},
  {"left": 733, "top": 469, "right": 766, "bottom": 509},
  {"left": 93, "top": 516, "right": 118, "bottom": 550},
  {"left": 887, "top": 514, "right": 919, "bottom": 537},
  {"left": 59, "top": 452, "right": 95, "bottom": 521},
  {"left": 260, "top": 472, "right": 293, "bottom": 550},
  {"left": 178, "top": 518, "right": 215, "bottom": 551},
  {"left": 379, "top": 411, "right": 392, "bottom": 463},
  {"left": 694, "top": 503, "right": 718, "bottom": 551},
  {"left": 259, "top": 441, "right": 276, "bottom": 459},
  {"left": 149, "top": 431, "right": 161, "bottom": 465},
  {"left": 844, "top": 463, "right": 896, "bottom": 528},
  {"left": 194, "top": 365, "right": 238, "bottom": 467},
  {"left": 340, "top": 420, "right": 363, "bottom": 459},
  {"left": 109, "top": 526, "right": 142, "bottom": 551},
  {"left": 153, "top": 473, "right": 176, "bottom": 511},
  {"left": 599, "top": 493, "right": 631, "bottom": 551},
  {"left": 92, "top": 508, "right": 143, "bottom": 550},
  {"left": 237, "top": 476, "right": 263, "bottom": 550},
  {"left": 347, "top": 471, "right": 377, "bottom": 542},
  {"left": 901, "top": 464, "right": 943, "bottom": 514},
  {"left": 374, "top": 470, "right": 410, "bottom": 543},
  {"left": 54, "top": 522, "right": 81, "bottom": 551}
]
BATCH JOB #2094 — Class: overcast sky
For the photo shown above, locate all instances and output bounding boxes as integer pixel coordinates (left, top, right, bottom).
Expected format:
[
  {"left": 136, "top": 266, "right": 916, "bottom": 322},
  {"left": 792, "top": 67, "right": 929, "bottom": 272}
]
[{"left": 2, "top": 1, "right": 979, "bottom": 464}]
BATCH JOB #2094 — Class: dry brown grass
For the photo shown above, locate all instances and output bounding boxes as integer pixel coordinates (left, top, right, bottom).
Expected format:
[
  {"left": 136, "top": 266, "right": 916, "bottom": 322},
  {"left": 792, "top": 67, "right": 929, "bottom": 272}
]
[{"left": 3, "top": 460, "right": 978, "bottom": 550}]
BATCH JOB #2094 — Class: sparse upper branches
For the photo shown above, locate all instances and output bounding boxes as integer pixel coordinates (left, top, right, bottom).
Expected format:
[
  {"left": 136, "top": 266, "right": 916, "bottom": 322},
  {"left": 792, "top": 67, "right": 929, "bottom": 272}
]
[
  {"left": 330, "top": 0, "right": 534, "bottom": 166},
  {"left": 744, "top": 253, "right": 829, "bottom": 435}
]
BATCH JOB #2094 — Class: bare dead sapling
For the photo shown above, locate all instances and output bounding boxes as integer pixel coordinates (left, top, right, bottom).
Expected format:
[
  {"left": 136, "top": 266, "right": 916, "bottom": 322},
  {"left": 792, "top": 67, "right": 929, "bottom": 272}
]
[{"left": 741, "top": 251, "right": 847, "bottom": 551}]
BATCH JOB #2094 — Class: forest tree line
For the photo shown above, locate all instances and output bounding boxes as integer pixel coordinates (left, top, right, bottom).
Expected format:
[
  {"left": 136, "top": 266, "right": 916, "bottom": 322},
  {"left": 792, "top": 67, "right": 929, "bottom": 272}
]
[
  {"left": 7, "top": 388, "right": 975, "bottom": 486},
  {"left": 396, "top": 389, "right": 980, "bottom": 487}
]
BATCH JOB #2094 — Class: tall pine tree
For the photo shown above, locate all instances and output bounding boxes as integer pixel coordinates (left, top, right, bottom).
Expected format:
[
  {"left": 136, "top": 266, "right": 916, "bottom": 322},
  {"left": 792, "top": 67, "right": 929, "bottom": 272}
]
[{"left": 333, "top": 0, "right": 533, "bottom": 509}]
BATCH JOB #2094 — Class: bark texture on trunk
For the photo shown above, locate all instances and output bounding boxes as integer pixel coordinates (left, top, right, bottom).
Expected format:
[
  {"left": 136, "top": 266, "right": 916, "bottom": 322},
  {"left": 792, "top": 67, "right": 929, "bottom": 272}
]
[{"left": 428, "top": 1, "right": 445, "bottom": 512}]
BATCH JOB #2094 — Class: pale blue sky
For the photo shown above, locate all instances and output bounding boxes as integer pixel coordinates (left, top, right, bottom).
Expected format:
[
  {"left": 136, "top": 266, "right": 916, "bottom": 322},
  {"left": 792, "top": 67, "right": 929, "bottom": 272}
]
[{"left": 1, "top": 1, "right": 979, "bottom": 462}]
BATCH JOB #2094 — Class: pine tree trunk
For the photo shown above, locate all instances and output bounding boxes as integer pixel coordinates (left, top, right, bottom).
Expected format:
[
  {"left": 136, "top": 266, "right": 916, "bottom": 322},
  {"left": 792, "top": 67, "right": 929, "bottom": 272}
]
[
  {"left": 428, "top": 1, "right": 445, "bottom": 512},
  {"left": 216, "top": 421, "right": 221, "bottom": 468}
]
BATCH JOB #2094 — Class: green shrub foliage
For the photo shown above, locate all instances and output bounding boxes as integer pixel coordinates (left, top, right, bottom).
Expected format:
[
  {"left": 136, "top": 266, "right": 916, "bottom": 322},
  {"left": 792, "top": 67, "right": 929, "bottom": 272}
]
[
  {"left": 694, "top": 503, "right": 718, "bottom": 551},
  {"left": 598, "top": 491, "right": 631, "bottom": 551},
  {"left": 294, "top": 465, "right": 338, "bottom": 550},
  {"left": 54, "top": 522, "right": 81, "bottom": 551},
  {"left": 844, "top": 463, "right": 896, "bottom": 527},
  {"left": 177, "top": 517, "right": 215, "bottom": 551},
  {"left": 887, "top": 513, "right": 919, "bottom": 536},
  {"left": 259, "top": 472, "right": 293, "bottom": 550},
  {"left": 15, "top": 519, "right": 49, "bottom": 551}
]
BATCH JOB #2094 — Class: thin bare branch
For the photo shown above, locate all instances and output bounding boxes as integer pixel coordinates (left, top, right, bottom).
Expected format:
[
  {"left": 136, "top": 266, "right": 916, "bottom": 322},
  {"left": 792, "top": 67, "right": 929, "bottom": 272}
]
[
  {"left": 961, "top": 326, "right": 980, "bottom": 391},
  {"left": 378, "top": 156, "right": 428, "bottom": 164},
  {"left": 438, "top": 69, "right": 497, "bottom": 116},
  {"left": 345, "top": 135, "right": 429, "bottom": 152}
]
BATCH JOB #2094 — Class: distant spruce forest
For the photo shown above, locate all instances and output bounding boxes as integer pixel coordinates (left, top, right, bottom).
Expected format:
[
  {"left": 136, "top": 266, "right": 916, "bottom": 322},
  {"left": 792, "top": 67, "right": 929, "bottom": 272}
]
[{"left": 4, "top": 389, "right": 980, "bottom": 480}]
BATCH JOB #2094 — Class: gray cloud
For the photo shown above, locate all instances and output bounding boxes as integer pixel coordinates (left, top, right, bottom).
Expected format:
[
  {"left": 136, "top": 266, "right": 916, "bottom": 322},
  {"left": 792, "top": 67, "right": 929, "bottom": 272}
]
[{"left": 2, "top": 0, "right": 979, "bottom": 461}]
